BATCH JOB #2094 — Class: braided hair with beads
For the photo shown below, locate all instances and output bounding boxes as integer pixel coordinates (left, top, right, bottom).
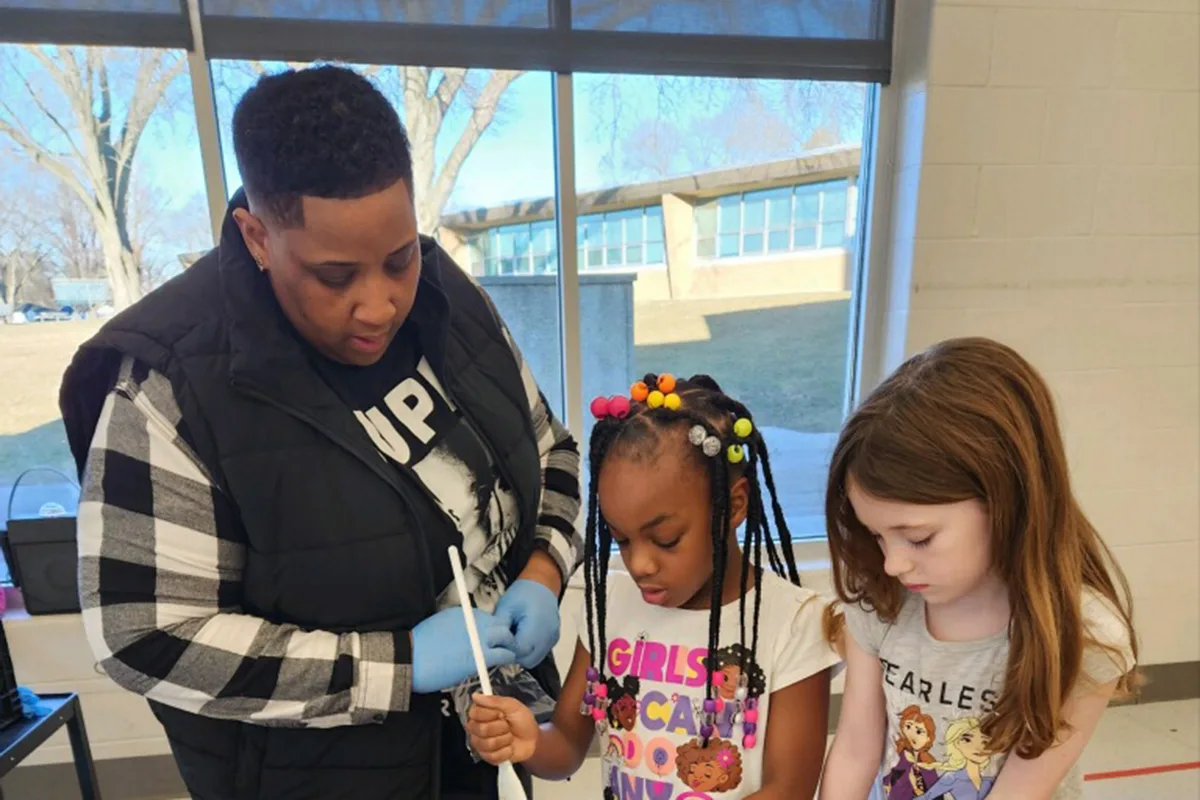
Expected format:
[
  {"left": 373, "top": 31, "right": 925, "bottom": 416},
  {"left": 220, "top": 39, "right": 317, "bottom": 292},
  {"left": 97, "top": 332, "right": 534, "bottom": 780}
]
[{"left": 579, "top": 373, "right": 802, "bottom": 763}]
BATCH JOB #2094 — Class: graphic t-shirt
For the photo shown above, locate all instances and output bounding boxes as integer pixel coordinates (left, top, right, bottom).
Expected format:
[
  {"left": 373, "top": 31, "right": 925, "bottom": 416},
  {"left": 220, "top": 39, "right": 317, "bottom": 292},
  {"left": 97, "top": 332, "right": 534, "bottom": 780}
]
[
  {"left": 309, "top": 326, "right": 538, "bottom": 790},
  {"left": 310, "top": 325, "right": 520, "bottom": 612},
  {"left": 572, "top": 570, "right": 841, "bottom": 799},
  {"left": 844, "top": 590, "right": 1135, "bottom": 800}
]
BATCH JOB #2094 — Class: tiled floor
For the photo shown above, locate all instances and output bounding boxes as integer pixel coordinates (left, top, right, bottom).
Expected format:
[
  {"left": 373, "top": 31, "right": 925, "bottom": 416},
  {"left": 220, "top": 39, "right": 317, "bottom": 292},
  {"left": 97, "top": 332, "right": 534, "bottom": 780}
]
[{"left": 532, "top": 699, "right": 1200, "bottom": 799}]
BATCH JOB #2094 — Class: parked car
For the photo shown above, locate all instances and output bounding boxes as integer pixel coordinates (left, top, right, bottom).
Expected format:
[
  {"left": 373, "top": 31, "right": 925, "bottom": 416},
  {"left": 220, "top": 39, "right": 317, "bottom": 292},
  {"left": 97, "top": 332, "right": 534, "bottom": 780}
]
[{"left": 17, "top": 303, "right": 73, "bottom": 322}]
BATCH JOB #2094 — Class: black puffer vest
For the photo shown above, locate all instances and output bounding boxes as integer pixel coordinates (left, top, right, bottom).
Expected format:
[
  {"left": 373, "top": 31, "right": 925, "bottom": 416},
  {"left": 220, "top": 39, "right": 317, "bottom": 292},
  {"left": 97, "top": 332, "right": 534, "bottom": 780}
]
[{"left": 60, "top": 197, "right": 559, "bottom": 799}]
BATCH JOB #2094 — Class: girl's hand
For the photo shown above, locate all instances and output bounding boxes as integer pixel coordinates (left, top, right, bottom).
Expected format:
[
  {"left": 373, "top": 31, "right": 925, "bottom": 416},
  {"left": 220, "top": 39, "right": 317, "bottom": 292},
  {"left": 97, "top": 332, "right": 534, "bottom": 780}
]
[{"left": 468, "top": 694, "right": 539, "bottom": 765}]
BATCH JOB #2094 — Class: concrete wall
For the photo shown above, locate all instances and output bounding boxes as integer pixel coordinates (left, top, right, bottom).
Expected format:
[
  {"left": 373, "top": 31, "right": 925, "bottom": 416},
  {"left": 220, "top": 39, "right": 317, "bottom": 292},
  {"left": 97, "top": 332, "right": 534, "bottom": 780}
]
[
  {"left": 478, "top": 273, "right": 637, "bottom": 418},
  {"left": 880, "top": 0, "right": 1199, "bottom": 666}
]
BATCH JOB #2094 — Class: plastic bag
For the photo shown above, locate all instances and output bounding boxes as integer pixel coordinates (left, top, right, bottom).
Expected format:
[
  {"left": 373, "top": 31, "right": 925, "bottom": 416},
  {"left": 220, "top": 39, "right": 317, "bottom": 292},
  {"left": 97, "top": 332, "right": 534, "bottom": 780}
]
[{"left": 449, "top": 663, "right": 557, "bottom": 763}]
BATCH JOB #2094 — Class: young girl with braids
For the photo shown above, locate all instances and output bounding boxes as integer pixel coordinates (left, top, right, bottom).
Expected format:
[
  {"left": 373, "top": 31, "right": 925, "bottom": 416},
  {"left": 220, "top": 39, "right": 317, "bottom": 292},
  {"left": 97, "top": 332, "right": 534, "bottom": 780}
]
[
  {"left": 820, "top": 338, "right": 1138, "bottom": 800},
  {"left": 467, "top": 373, "right": 839, "bottom": 799}
]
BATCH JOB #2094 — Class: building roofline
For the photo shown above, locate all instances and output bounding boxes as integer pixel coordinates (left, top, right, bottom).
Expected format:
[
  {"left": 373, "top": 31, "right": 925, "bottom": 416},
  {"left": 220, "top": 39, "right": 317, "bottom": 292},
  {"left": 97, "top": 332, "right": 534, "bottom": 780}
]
[{"left": 441, "top": 144, "right": 861, "bottom": 230}]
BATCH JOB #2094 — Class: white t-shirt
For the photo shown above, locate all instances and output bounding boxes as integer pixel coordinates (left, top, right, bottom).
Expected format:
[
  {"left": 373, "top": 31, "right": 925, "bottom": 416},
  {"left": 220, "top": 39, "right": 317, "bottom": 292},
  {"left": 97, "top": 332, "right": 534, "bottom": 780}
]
[
  {"left": 572, "top": 569, "right": 841, "bottom": 799},
  {"left": 844, "top": 589, "right": 1135, "bottom": 800}
]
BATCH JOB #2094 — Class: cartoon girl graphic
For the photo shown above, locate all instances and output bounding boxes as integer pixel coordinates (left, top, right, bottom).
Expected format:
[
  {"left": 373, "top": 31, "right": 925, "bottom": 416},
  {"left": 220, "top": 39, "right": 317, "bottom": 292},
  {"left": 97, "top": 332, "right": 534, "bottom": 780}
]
[
  {"left": 605, "top": 676, "right": 640, "bottom": 732},
  {"left": 710, "top": 644, "right": 767, "bottom": 702},
  {"left": 883, "top": 706, "right": 943, "bottom": 800},
  {"left": 675, "top": 736, "right": 744, "bottom": 793},
  {"left": 924, "top": 718, "right": 995, "bottom": 800}
]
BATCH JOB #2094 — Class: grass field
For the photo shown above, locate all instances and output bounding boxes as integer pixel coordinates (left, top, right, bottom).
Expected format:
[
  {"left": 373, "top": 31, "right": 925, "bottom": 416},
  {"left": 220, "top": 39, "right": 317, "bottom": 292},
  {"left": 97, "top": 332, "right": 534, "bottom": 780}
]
[{"left": 0, "top": 292, "right": 850, "bottom": 488}]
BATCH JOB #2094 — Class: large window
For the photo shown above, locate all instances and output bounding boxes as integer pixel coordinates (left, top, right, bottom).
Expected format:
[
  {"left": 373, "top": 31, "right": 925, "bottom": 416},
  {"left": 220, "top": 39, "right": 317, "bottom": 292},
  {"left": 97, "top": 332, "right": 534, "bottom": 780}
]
[
  {"left": 1, "top": 3, "right": 891, "bottom": 559},
  {"left": 695, "top": 180, "right": 852, "bottom": 259},
  {"left": 0, "top": 44, "right": 208, "bottom": 497},
  {"left": 574, "top": 73, "right": 870, "bottom": 538}
]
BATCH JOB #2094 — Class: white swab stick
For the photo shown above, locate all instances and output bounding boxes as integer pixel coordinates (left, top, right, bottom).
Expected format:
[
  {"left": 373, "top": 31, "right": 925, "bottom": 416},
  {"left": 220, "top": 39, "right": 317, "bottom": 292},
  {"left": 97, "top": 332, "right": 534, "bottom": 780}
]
[
  {"left": 448, "top": 546, "right": 495, "bottom": 696},
  {"left": 448, "top": 547, "right": 529, "bottom": 800}
]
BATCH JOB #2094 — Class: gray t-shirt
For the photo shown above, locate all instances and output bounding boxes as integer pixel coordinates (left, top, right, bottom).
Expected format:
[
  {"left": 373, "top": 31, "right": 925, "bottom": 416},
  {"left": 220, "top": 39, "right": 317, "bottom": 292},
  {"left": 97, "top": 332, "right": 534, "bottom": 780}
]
[{"left": 844, "top": 590, "right": 1134, "bottom": 800}]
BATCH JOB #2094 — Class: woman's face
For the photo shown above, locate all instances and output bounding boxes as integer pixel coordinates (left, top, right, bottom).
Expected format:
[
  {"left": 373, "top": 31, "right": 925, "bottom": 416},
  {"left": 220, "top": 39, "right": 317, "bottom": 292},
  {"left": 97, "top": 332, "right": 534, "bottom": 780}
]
[
  {"left": 902, "top": 719, "right": 930, "bottom": 751},
  {"left": 235, "top": 179, "right": 422, "bottom": 366}
]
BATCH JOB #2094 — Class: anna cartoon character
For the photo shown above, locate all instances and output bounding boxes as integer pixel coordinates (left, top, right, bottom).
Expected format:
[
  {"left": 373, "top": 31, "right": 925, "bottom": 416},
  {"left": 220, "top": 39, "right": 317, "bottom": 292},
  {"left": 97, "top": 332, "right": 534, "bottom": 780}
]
[
  {"left": 675, "top": 736, "right": 744, "bottom": 793},
  {"left": 606, "top": 676, "right": 640, "bottom": 732},
  {"left": 925, "top": 718, "right": 995, "bottom": 800},
  {"left": 883, "top": 705, "right": 944, "bottom": 800}
]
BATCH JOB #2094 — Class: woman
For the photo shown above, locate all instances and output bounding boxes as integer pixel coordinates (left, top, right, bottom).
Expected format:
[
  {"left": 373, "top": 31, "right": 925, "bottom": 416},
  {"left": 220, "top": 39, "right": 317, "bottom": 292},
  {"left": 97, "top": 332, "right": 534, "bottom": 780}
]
[{"left": 60, "top": 65, "right": 581, "bottom": 799}]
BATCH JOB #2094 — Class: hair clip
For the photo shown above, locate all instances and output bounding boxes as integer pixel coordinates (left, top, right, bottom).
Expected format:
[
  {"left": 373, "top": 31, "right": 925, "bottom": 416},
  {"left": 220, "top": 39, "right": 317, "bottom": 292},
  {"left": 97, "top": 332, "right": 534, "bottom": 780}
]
[
  {"left": 590, "top": 395, "right": 631, "bottom": 420},
  {"left": 733, "top": 417, "right": 753, "bottom": 439},
  {"left": 689, "top": 424, "right": 722, "bottom": 457},
  {"left": 727, "top": 444, "right": 745, "bottom": 464}
]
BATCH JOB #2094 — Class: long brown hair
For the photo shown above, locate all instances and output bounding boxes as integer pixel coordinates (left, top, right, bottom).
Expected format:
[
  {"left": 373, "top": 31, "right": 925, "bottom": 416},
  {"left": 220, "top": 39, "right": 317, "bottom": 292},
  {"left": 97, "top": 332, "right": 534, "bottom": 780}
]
[{"left": 827, "top": 337, "right": 1138, "bottom": 759}]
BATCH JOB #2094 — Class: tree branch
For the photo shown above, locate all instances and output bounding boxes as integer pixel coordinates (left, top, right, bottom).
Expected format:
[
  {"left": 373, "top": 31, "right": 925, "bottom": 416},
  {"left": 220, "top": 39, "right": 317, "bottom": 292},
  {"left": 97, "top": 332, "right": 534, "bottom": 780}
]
[
  {"left": 433, "top": 68, "right": 467, "bottom": 114},
  {"left": 426, "top": 70, "right": 522, "bottom": 219},
  {"left": 0, "top": 117, "right": 91, "bottom": 209}
]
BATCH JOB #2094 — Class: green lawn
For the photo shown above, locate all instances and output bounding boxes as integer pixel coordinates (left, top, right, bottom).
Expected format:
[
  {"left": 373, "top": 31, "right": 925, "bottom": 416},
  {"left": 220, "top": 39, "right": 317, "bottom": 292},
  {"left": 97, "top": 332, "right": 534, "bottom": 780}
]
[
  {"left": 634, "top": 292, "right": 851, "bottom": 434},
  {"left": 0, "top": 320, "right": 101, "bottom": 487}
]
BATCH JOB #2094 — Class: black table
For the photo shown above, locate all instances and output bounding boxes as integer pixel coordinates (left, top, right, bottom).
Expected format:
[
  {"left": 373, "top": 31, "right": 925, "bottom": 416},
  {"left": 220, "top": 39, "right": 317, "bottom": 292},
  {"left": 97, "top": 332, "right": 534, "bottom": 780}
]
[{"left": 0, "top": 692, "right": 99, "bottom": 799}]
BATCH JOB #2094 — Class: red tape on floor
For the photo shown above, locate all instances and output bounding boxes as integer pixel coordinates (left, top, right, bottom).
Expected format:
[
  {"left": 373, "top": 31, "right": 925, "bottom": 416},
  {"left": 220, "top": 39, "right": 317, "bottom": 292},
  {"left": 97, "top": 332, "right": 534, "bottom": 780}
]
[{"left": 1085, "top": 761, "right": 1200, "bottom": 781}]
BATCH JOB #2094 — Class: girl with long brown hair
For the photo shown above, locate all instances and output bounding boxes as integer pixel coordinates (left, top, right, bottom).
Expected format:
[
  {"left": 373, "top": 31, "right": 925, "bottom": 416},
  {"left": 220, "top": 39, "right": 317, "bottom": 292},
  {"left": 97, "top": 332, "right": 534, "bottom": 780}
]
[{"left": 819, "top": 337, "right": 1138, "bottom": 800}]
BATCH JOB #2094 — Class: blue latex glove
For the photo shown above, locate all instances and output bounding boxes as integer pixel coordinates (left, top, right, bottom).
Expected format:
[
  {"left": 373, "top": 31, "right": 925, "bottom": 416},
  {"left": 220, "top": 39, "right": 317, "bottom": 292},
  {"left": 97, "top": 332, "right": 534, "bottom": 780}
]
[
  {"left": 411, "top": 606, "right": 517, "bottom": 694},
  {"left": 494, "top": 579, "right": 560, "bottom": 669}
]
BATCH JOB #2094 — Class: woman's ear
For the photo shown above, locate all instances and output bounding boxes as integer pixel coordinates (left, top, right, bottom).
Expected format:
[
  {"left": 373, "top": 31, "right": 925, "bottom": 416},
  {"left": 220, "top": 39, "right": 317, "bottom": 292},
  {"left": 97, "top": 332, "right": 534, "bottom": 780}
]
[
  {"left": 728, "top": 475, "right": 750, "bottom": 531},
  {"left": 232, "top": 207, "right": 271, "bottom": 267}
]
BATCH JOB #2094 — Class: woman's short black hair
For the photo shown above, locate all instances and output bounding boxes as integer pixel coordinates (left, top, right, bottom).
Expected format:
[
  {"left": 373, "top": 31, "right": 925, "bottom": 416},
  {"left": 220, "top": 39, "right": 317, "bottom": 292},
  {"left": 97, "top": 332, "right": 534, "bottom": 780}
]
[{"left": 231, "top": 64, "right": 413, "bottom": 227}]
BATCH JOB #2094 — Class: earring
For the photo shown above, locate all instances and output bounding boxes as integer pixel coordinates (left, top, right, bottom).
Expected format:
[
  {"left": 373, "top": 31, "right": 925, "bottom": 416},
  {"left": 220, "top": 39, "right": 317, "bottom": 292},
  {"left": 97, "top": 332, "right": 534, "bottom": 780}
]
[{"left": 255, "top": 255, "right": 267, "bottom": 272}]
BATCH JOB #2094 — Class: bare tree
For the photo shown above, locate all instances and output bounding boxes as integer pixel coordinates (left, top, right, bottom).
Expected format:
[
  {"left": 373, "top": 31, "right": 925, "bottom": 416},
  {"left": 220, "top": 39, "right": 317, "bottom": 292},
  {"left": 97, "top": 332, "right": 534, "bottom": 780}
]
[
  {"left": 0, "top": 180, "right": 53, "bottom": 309},
  {"left": 50, "top": 184, "right": 105, "bottom": 281},
  {"left": 0, "top": 46, "right": 186, "bottom": 309}
]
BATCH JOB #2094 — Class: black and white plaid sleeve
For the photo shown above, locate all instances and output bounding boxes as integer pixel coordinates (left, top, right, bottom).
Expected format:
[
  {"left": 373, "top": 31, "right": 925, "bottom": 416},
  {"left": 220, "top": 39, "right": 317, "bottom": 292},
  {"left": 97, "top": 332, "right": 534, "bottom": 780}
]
[
  {"left": 78, "top": 356, "right": 413, "bottom": 727},
  {"left": 497, "top": 325, "right": 583, "bottom": 588}
]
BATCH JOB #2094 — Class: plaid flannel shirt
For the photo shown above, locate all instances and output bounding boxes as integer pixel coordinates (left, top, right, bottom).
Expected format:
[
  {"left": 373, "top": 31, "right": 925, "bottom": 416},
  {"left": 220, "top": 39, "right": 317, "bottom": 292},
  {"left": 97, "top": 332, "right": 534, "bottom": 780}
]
[{"left": 79, "top": 341, "right": 581, "bottom": 729}]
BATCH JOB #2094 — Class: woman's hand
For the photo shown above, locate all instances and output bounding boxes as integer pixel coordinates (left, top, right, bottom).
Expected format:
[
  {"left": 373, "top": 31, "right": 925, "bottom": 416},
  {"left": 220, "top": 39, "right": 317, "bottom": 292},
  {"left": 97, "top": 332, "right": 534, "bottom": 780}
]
[
  {"left": 495, "top": 561, "right": 561, "bottom": 668},
  {"left": 468, "top": 694, "right": 540, "bottom": 765},
  {"left": 410, "top": 607, "right": 517, "bottom": 694}
]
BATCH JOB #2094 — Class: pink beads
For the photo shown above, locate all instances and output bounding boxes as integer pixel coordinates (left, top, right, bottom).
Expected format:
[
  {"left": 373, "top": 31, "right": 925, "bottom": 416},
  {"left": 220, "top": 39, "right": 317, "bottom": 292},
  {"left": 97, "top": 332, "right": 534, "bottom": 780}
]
[
  {"left": 744, "top": 708, "right": 759, "bottom": 724},
  {"left": 742, "top": 734, "right": 756, "bottom": 749},
  {"left": 590, "top": 394, "right": 631, "bottom": 420},
  {"left": 595, "top": 683, "right": 609, "bottom": 698},
  {"left": 608, "top": 395, "right": 631, "bottom": 419},
  {"left": 592, "top": 707, "right": 606, "bottom": 722}
]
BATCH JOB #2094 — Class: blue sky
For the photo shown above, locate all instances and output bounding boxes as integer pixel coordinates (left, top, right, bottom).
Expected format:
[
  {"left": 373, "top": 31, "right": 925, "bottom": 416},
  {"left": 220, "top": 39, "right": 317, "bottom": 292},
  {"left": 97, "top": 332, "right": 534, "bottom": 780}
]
[{"left": 3, "top": 49, "right": 867, "bottom": 267}]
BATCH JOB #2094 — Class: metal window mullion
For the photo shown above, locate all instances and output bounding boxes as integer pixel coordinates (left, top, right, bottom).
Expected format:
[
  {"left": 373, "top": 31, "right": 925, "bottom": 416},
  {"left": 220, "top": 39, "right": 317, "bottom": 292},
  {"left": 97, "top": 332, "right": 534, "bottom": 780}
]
[
  {"left": 184, "top": 0, "right": 226, "bottom": 246},
  {"left": 553, "top": 73, "right": 583, "bottom": 441}
]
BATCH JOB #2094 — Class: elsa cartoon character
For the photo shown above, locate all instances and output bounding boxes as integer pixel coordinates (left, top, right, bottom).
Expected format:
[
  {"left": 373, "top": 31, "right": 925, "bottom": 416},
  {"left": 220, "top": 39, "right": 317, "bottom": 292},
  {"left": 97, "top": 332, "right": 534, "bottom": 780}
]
[{"left": 925, "top": 718, "right": 995, "bottom": 800}]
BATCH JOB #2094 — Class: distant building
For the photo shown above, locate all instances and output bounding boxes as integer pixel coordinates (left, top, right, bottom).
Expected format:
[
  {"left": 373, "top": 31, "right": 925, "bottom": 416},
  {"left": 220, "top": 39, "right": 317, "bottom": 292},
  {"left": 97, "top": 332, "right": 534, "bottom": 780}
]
[
  {"left": 438, "top": 144, "right": 861, "bottom": 304},
  {"left": 51, "top": 278, "right": 109, "bottom": 308}
]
